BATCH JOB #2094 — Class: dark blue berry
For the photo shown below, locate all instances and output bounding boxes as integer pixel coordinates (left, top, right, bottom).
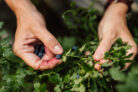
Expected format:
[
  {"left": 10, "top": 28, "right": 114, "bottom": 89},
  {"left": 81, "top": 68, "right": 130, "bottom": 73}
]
[
  {"left": 56, "top": 54, "right": 62, "bottom": 59},
  {"left": 41, "top": 45, "right": 45, "bottom": 53},
  {"left": 34, "top": 45, "right": 46, "bottom": 58},
  {"left": 34, "top": 50, "right": 39, "bottom": 55},
  {"left": 34, "top": 45, "right": 40, "bottom": 50},
  {"left": 72, "top": 46, "right": 78, "bottom": 51},
  {"left": 38, "top": 52, "right": 44, "bottom": 58},
  {"left": 76, "top": 74, "right": 80, "bottom": 79},
  {"left": 40, "top": 48, "right": 45, "bottom": 54}
]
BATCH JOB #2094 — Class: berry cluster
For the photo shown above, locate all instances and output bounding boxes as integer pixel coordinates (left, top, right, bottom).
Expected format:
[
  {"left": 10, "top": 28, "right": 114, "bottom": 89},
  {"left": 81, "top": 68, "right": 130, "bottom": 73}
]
[
  {"left": 34, "top": 45, "right": 78, "bottom": 59},
  {"left": 34, "top": 45, "right": 63, "bottom": 59},
  {"left": 34, "top": 45, "right": 45, "bottom": 58}
]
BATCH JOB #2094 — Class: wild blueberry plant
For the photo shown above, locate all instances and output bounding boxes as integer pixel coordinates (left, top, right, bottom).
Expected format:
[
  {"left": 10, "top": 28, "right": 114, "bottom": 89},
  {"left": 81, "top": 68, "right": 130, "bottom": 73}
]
[{"left": 0, "top": 3, "right": 138, "bottom": 92}]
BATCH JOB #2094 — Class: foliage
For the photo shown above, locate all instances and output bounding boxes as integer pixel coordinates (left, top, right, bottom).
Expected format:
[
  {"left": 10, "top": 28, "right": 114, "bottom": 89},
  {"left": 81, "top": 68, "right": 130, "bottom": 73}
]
[
  {"left": 0, "top": 3, "right": 138, "bottom": 92},
  {"left": 62, "top": 2, "right": 99, "bottom": 43}
]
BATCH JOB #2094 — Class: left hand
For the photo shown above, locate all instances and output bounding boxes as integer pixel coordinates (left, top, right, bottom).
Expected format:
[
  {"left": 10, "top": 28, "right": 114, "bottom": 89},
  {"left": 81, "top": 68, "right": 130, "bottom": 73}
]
[{"left": 93, "top": 3, "right": 137, "bottom": 71}]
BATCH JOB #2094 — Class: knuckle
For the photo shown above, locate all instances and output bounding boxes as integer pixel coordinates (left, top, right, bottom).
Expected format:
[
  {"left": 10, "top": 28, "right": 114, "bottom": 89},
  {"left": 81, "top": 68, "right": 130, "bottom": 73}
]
[{"left": 13, "top": 44, "right": 20, "bottom": 56}]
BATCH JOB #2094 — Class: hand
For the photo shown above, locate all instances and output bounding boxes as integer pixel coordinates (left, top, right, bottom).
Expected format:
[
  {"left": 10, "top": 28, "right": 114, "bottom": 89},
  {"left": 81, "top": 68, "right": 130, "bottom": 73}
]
[
  {"left": 5, "top": 0, "right": 63, "bottom": 70},
  {"left": 93, "top": 3, "right": 137, "bottom": 71}
]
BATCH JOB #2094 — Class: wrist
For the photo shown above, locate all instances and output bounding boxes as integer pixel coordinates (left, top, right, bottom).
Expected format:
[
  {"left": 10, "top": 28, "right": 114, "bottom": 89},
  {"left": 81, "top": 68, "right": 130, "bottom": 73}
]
[
  {"left": 5, "top": 0, "right": 36, "bottom": 17},
  {"left": 106, "top": 3, "right": 128, "bottom": 16}
]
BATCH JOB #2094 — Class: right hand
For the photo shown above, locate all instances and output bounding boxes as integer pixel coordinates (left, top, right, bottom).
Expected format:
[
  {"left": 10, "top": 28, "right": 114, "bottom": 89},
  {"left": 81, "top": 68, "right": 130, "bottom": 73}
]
[{"left": 13, "top": 6, "right": 63, "bottom": 70}]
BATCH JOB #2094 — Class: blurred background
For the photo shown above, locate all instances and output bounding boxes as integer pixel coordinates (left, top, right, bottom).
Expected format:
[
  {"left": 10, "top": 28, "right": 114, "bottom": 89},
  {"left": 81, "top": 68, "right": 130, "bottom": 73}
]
[{"left": 0, "top": 0, "right": 138, "bottom": 49}]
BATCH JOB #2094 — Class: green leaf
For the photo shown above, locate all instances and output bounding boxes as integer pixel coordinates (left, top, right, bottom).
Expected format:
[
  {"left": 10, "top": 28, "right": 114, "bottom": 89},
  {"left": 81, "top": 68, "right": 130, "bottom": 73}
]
[
  {"left": 78, "top": 62, "right": 93, "bottom": 72},
  {"left": 0, "top": 30, "right": 6, "bottom": 37},
  {"left": 116, "top": 38, "right": 123, "bottom": 45},
  {"left": 124, "top": 53, "right": 133, "bottom": 58},
  {"left": 34, "top": 82, "right": 40, "bottom": 92},
  {"left": 74, "top": 77, "right": 83, "bottom": 84},
  {"left": 70, "top": 2, "right": 76, "bottom": 8},
  {"left": 71, "top": 84, "right": 85, "bottom": 92},
  {"left": 62, "top": 56, "right": 67, "bottom": 62},
  {"left": 102, "top": 62, "right": 113, "bottom": 67},
  {"left": 109, "top": 67, "right": 126, "bottom": 82},
  {"left": 66, "top": 49, "right": 72, "bottom": 55},
  {"left": 0, "top": 22, "right": 4, "bottom": 29},
  {"left": 48, "top": 73, "right": 61, "bottom": 83},
  {"left": 54, "top": 85, "right": 61, "bottom": 92},
  {"left": 64, "top": 74, "right": 70, "bottom": 83},
  {"left": 40, "top": 83, "right": 48, "bottom": 92},
  {"left": 104, "top": 52, "right": 110, "bottom": 58},
  {"left": 79, "top": 44, "right": 86, "bottom": 53}
]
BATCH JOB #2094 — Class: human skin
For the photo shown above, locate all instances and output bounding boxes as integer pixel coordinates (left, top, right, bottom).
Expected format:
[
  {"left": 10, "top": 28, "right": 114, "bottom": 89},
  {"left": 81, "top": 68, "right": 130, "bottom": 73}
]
[
  {"left": 5, "top": 0, "right": 63, "bottom": 70},
  {"left": 93, "top": 3, "right": 138, "bottom": 70},
  {"left": 5, "top": 0, "right": 137, "bottom": 70}
]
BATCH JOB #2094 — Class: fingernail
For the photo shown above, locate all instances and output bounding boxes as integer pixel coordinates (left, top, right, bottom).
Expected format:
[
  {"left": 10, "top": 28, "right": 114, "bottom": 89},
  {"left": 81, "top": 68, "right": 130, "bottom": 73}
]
[
  {"left": 94, "top": 53, "right": 103, "bottom": 61},
  {"left": 54, "top": 45, "right": 63, "bottom": 54}
]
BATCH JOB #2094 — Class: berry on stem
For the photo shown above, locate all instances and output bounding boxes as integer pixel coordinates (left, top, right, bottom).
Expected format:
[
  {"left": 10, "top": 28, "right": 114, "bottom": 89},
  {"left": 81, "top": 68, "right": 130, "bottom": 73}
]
[
  {"left": 34, "top": 45, "right": 45, "bottom": 58},
  {"left": 56, "top": 54, "right": 62, "bottom": 59},
  {"left": 72, "top": 46, "right": 78, "bottom": 51},
  {"left": 76, "top": 74, "right": 80, "bottom": 79},
  {"left": 38, "top": 52, "right": 44, "bottom": 59}
]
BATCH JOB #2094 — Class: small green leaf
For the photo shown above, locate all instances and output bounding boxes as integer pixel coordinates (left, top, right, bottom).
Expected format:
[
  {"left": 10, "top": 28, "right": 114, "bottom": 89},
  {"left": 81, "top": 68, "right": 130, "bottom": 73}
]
[
  {"left": 48, "top": 73, "right": 61, "bottom": 83},
  {"left": 0, "top": 22, "right": 4, "bottom": 29},
  {"left": 102, "top": 62, "right": 113, "bottom": 67},
  {"left": 66, "top": 49, "right": 72, "bottom": 55},
  {"left": 109, "top": 67, "right": 126, "bottom": 81},
  {"left": 116, "top": 38, "right": 123, "bottom": 45},
  {"left": 79, "top": 44, "right": 86, "bottom": 53},
  {"left": 54, "top": 85, "right": 61, "bottom": 92},
  {"left": 104, "top": 52, "right": 110, "bottom": 58},
  {"left": 62, "top": 56, "right": 67, "bottom": 62},
  {"left": 34, "top": 82, "right": 40, "bottom": 92}
]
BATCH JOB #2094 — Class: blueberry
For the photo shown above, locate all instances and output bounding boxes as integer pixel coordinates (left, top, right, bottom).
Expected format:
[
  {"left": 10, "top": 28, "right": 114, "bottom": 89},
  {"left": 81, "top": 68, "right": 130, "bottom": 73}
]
[
  {"left": 56, "top": 54, "right": 62, "bottom": 59},
  {"left": 40, "top": 47, "right": 45, "bottom": 54},
  {"left": 34, "top": 45, "right": 46, "bottom": 58},
  {"left": 76, "top": 74, "right": 80, "bottom": 79},
  {"left": 34, "top": 50, "right": 39, "bottom": 55},
  {"left": 72, "top": 46, "right": 78, "bottom": 51},
  {"left": 41, "top": 45, "right": 45, "bottom": 52},
  {"left": 34, "top": 45, "right": 39, "bottom": 50},
  {"left": 38, "top": 52, "right": 44, "bottom": 58}
]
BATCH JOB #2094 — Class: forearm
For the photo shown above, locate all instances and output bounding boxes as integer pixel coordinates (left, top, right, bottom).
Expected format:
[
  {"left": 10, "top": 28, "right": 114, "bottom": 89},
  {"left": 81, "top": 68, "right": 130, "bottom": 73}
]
[{"left": 5, "top": 0, "right": 37, "bottom": 16}]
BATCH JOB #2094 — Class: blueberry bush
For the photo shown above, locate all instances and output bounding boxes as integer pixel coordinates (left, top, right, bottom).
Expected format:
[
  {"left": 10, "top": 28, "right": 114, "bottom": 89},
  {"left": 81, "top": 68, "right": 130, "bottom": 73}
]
[{"left": 0, "top": 3, "right": 138, "bottom": 92}]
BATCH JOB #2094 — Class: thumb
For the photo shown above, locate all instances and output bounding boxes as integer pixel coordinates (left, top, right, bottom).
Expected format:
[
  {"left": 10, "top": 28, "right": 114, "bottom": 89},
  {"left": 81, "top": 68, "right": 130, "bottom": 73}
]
[
  {"left": 93, "top": 36, "right": 117, "bottom": 61},
  {"left": 34, "top": 27, "right": 63, "bottom": 54}
]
